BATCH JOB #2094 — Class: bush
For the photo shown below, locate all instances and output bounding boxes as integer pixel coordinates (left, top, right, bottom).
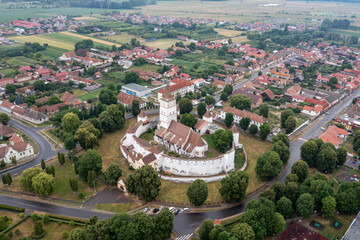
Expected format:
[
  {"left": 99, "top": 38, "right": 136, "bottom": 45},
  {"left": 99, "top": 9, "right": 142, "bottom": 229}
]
[
  {"left": 31, "top": 214, "right": 40, "bottom": 222},
  {"left": 62, "top": 231, "right": 69, "bottom": 239},
  {"left": 0, "top": 205, "right": 24, "bottom": 212},
  {"left": 18, "top": 213, "right": 24, "bottom": 219},
  {"left": 7, "top": 232, "right": 12, "bottom": 239},
  {"left": 14, "top": 229, "right": 21, "bottom": 236},
  {"left": 58, "top": 221, "right": 62, "bottom": 226},
  {"left": 78, "top": 192, "right": 85, "bottom": 200},
  {"left": 42, "top": 214, "right": 50, "bottom": 224},
  {"left": 69, "top": 221, "right": 75, "bottom": 227}
]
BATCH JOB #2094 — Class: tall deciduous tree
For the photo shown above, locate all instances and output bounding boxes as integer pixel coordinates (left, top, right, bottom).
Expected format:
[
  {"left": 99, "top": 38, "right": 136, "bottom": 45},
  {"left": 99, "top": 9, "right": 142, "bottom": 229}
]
[
  {"left": 75, "top": 121, "right": 101, "bottom": 149},
  {"left": 205, "top": 95, "right": 216, "bottom": 106},
  {"left": 0, "top": 113, "right": 10, "bottom": 125},
  {"left": 20, "top": 168, "right": 42, "bottom": 191},
  {"left": 199, "top": 219, "right": 214, "bottom": 240},
  {"left": 296, "top": 193, "right": 315, "bottom": 218},
  {"left": 259, "top": 123, "right": 270, "bottom": 140},
  {"left": 255, "top": 151, "right": 282, "bottom": 180},
  {"left": 249, "top": 124, "right": 258, "bottom": 135},
  {"left": 99, "top": 104, "right": 125, "bottom": 132},
  {"left": 272, "top": 133, "right": 290, "bottom": 147},
  {"left": 300, "top": 140, "right": 319, "bottom": 167},
  {"left": 285, "top": 116, "right": 296, "bottom": 134},
  {"left": 230, "top": 223, "right": 255, "bottom": 240},
  {"left": 153, "top": 208, "right": 174, "bottom": 239},
  {"left": 230, "top": 94, "right": 251, "bottom": 111},
  {"left": 239, "top": 117, "right": 250, "bottom": 131},
  {"left": 224, "top": 112, "right": 234, "bottom": 127},
  {"left": 104, "top": 163, "right": 122, "bottom": 185},
  {"left": 223, "top": 84, "right": 233, "bottom": 96},
  {"left": 336, "top": 147, "right": 347, "bottom": 166},
  {"left": 69, "top": 178, "right": 79, "bottom": 192},
  {"left": 291, "top": 160, "right": 309, "bottom": 183},
  {"left": 259, "top": 104, "right": 269, "bottom": 118},
  {"left": 276, "top": 196, "right": 294, "bottom": 218},
  {"left": 125, "top": 165, "right": 161, "bottom": 202},
  {"left": 186, "top": 179, "right": 208, "bottom": 206},
  {"left": 99, "top": 89, "right": 117, "bottom": 105},
  {"left": 317, "top": 145, "right": 337, "bottom": 173},
  {"left": 62, "top": 113, "right": 81, "bottom": 133},
  {"left": 322, "top": 196, "right": 336, "bottom": 218},
  {"left": 77, "top": 149, "right": 102, "bottom": 181},
  {"left": 32, "top": 172, "right": 55, "bottom": 197},
  {"left": 219, "top": 171, "right": 249, "bottom": 202},
  {"left": 179, "top": 98, "right": 193, "bottom": 114},
  {"left": 197, "top": 103, "right": 207, "bottom": 118},
  {"left": 280, "top": 109, "right": 294, "bottom": 129},
  {"left": 181, "top": 113, "right": 198, "bottom": 128},
  {"left": 272, "top": 141, "right": 290, "bottom": 164},
  {"left": 212, "top": 129, "right": 233, "bottom": 153},
  {"left": 132, "top": 99, "right": 141, "bottom": 116}
]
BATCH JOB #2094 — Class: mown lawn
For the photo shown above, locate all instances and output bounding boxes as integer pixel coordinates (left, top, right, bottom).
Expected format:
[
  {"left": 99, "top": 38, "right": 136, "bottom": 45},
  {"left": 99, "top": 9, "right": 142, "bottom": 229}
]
[
  {"left": 94, "top": 202, "right": 143, "bottom": 213},
  {"left": 202, "top": 134, "right": 223, "bottom": 158},
  {"left": 77, "top": 88, "right": 103, "bottom": 101}
]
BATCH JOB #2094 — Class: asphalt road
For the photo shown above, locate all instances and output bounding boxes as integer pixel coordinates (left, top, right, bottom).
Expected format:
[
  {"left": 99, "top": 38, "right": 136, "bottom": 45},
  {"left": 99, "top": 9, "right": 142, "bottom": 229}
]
[{"left": 0, "top": 119, "right": 58, "bottom": 176}]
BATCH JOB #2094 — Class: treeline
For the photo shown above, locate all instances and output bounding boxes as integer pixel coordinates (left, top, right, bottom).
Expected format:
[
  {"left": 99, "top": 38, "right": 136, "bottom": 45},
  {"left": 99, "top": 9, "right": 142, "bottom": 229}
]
[
  {"left": 321, "top": 19, "right": 351, "bottom": 31},
  {"left": 68, "top": 0, "right": 157, "bottom": 9},
  {"left": 0, "top": 42, "right": 47, "bottom": 59}
]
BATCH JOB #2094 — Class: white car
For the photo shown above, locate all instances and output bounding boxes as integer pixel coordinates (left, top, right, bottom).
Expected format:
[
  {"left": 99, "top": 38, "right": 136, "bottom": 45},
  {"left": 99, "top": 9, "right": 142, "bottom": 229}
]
[
  {"left": 169, "top": 207, "right": 175, "bottom": 212},
  {"left": 181, "top": 208, "right": 190, "bottom": 212}
]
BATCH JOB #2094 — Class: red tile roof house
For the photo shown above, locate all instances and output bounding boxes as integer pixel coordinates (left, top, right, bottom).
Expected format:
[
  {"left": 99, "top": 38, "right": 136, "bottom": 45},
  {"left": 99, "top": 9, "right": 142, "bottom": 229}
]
[
  {"left": 158, "top": 80, "right": 194, "bottom": 101},
  {"left": 11, "top": 106, "right": 49, "bottom": 124},
  {"left": 117, "top": 92, "right": 146, "bottom": 108},
  {"left": 0, "top": 100, "right": 14, "bottom": 113},
  {"left": 319, "top": 125, "right": 349, "bottom": 148},
  {"left": 0, "top": 124, "right": 14, "bottom": 140},
  {"left": 218, "top": 107, "right": 267, "bottom": 127},
  {"left": 0, "top": 134, "right": 34, "bottom": 164},
  {"left": 0, "top": 78, "right": 14, "bottom": 87},
  {"left": 302, "top": 105, "right": 323, "bottom": 117}
]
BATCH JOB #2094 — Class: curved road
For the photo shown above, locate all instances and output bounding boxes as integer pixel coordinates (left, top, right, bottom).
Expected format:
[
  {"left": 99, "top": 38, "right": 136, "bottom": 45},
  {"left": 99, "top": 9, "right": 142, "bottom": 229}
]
[{"left": 0, "top": 83, "right": 359, "bottom": 237}]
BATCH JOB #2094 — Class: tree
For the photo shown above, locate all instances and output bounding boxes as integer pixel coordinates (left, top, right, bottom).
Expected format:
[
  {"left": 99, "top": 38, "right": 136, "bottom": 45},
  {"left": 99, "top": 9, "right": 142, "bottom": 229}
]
[
  {"left": 179, "top": 98, "right": 193, "bottom": 114},
  {"left": 255, "top": 151, "right": 282, "bottom": 180},
  {"left": 219, "top": 171, "right": 249, "bottom": 202},
  {"left": 309, "top": 179, "right": 334, "bottom": 210},
  {"left": 239, "top": 117, "right": 250, "bottom": 131},
  {"left": 272, "top": 182, "right": 286, "bottom": 202},
  {"left": 175, "top": 49, "right": 183, "bottom": 56},
  {"left": 41, "top": 159, "right": 46, "bottom": 171},
  {"left": 272, "top": 141, "right": 290, "bottom": 164},
  {"left": 124, "top": 71, "right": 142, "bottom": 84},
  {"left": 99, "top": 104, "right": 125, "bottom": 132},
  {"left": 181, "top": 113, "right": 198, "bottom": 128},
  {"left": 131, "top": 99, "right": 141, "bottom": 116},
  {"left": 284, "top": 181, "right": 299, "bottom": 204},
  {"left": 317, "top": 146, "right": 337, "bottom": 173},
  {"left": 125, "top": 165, "right": 161, "bottom": 202},
  {"left": 336, "top": 147, "right": 347, "bottom": 166},
  {"left": 32, "top": 172, "right": 55, "bottom": 197},
  {"left": 276, "top": 196, "right": 294, "bottom": 218},
  {"left": 62, "top": 113, "right": 81, "bottom": 133},
  {"left": 296, "top": 193, "right": 315, "bottom": 218},
  {"left": 259, "top": 123, "right": 270, "bottom": 140},
  {"left": 104, "top": 163, "right": 122, "bottom": 185},
  {"left": 20, "top": 168, "right": 42, "bottom": 191},
  {"left": 77, "top": 149, "right": 102, "bottom": 181},
  {"left": 48, "top": 96, "right": 61, "bottom": 105},
  {"left": 5, "top": 84, "right": 15, "bottom": 95},
  {"left": 220, "top": 92, "right": 228, "bottom": 101},
  {"left": 198, "top": 103, "right": 207, "bottom": 118},
  {"left": 87, "top": 170, "right": 97, "bottom": 189},
  {"left": 259, "top": 188, "right": 276, "bottom": 202},
  {"left": 230, "top": 223, "right": 255, "bottom": 240},
  {"left": 34, "top": 220, "right": 43, "bottom": 236},
  {"left": 199, "top": 219, "right": 214, "bottom": 240},
  {"left": 6, "top": 173, "right": 11, "bottom": 186},
  {"left": 187, "top": 179, "right": 208, "bottom": 206},
  {"left": 329, "top": 77, "right": 338, "bottom": 87},
  {"left": 212, "top": 129, "right": 233, "bottom": 153},
  {"left": 223, "top": 84, "right": 233, "bottom": 96},
  {"left": 153, "top": 208, "right": 174, "bottom": 239},
  {"left": 64, "top": 135, "right": 76, "bottom": 151},
  {"left": 99, "top": 89, "right": 117, "bottom": 105},
  {"left": 42, "top": 214, "right": 50, "bottom": 224},
  {"left": 272, "top": 133, "right": 290, "bottom": 147},
  {"left": 69, "top": 178, "right": 79, "bottom": 192},
  {"left": 285, "top": 116, "right": 296, "bottom": 134},
  {"left": 224, "top": 113, "right": 234, "bottom": 128},
  {"left": 291, "top": 160, "right": 309, "bottom": 183},
  {"left": 259, "top": 104, "right": 269, "bottom": 118},
  {"left": 205, "top": 95, "right": 216, "bottom": 106},
  {"left": 300, "top": 140, "right": 319, "bottom": 167},
  {"left": 280, "top": 109, "right": 294, "bottom": 129},
  {"left": 285, "top": 174, "right": 299, "bottom": 185},
  {"left": 249, "top": 124, "right": 258, "bottom": 135},
  {"left": 270, "top": 212, "right": 285, "bottom": 235},
  {"left": 322, "top": 196, "right": 336, "bottom": 218},
  {"left": 69, "top": 228, "right": 85, "bottom": 240},
  {"left": 0, "top": 113, "right": 10, "bottom": 125},
  {"left": 0, "top": 218, "right": 7, "bottom": 232},
  {"left": 75, "top": 121, "right": 101, "bottom": 149},
  {"left": 230, "top": 94, "right": 251, "bottom": 111}
]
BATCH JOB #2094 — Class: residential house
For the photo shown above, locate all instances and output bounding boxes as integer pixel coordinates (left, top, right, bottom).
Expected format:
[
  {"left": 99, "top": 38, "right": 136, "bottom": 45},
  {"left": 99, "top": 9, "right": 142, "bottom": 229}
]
[
  {"left": 218, "top": 107, "right": 267, "bottom": 127},
  {"left": 0, "top": 134, "right": 34, "bottom": 164},
  {"left": 318, "top": 125, "right": 349, "bottom": 148},
  {"left": 0, "top": 124, "right": 14, "bottom": 140},
  {"left": 117, "top": 92, "right": 146, "bottom": 108}
]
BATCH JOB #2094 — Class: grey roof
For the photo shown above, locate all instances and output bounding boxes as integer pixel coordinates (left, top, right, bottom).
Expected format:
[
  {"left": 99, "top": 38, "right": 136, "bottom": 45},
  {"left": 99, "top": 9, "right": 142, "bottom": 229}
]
[
  {"left": 343, "top": 211, "right": 360, "bottom": 240},
  {"left": 23, "top": 109, "right": 47, "bottom": 120},
  {"left": 122, "top": 83, "right": 150, "bottom": 93}
]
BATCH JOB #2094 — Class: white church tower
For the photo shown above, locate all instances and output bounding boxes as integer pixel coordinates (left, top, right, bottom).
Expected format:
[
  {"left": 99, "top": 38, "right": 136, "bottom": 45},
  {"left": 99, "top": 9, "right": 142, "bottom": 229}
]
[{"left": 158, "top": 84, "right": 177, "bottom": 129}]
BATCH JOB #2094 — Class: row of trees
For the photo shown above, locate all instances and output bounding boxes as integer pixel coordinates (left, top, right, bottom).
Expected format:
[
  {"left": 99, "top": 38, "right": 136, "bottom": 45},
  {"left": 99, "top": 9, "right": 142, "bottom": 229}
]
[{"left": 300, "top": 138, "right": 347, "bottom": 173}]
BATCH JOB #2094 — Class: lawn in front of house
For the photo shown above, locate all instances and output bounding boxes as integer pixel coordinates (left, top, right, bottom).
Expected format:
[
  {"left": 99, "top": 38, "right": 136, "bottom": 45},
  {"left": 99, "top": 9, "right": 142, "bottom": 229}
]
[
  {"left": 94, "top": 202, "right": 143, "bottom": 213},
  {"left": 77, "top": 88, "right": 103, "bottom": 101},
  {"left": 139, "top": 128, "right": 155, "bottom": 142}
]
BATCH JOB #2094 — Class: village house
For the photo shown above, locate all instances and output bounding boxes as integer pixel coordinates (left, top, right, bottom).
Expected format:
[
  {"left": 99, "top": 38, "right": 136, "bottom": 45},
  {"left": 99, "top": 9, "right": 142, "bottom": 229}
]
[
  {"left": 318, "top": 125, "right": 349, "bottom": 148},
  {"left": 0, "top": 134, "right": 34, "bottom": 164},
  {"left": 158, "top": 80, "right": 194, "bottom": 100},
  {"left": 0, "top": 124, "right": 14, "bottom": 140},
  {"left": 218, "top": 107, "right": 267, "bottom": 127},
  {"left": 117, "top": 92, "right": 147, "bottom": 108}
]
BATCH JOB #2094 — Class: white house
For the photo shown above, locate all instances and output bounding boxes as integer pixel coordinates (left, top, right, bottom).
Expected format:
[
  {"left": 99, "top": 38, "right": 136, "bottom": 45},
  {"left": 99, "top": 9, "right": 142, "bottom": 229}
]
[
  {"left": 0, "top": 134, "right": 34, "bottom": 164},
  {"left": 218, "top": 107, "right": 267, "bottom": 127}
]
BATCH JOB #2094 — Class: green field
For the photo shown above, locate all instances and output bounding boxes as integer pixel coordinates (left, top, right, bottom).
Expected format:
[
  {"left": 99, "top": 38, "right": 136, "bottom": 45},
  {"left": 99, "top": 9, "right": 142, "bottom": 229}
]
[
  {"left": 329, "top": 29, "right": 360, "bottom": 37},
  {"left": 77, "top": 88, "right": 103, "bottom": 101},
  {"left": 6, "top": 56, "right": 40, "bottom": 66}
]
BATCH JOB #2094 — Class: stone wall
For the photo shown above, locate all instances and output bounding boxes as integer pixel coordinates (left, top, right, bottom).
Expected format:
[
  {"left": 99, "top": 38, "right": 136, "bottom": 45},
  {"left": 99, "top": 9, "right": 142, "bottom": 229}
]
[{"left": 157, "top": 147, "right": 235, "bottom": 177}]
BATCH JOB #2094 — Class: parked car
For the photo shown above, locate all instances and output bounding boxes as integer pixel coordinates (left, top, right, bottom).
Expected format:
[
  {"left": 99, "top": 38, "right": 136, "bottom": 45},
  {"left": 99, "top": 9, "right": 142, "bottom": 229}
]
[
  {"left": 181, "top": 208, "right": 190, "bottom": 212},
  {"left": 152, "top": 208, "right": 160, "bottom": 213},
  {"left": 169, "top": 207, "right": 175, "bottom": 212},
  {"left": 174, "top": 209, "right": 181, "bottom": 215},
  {"left": 143, "top": 207, "right": 150, "bottom": 213}
]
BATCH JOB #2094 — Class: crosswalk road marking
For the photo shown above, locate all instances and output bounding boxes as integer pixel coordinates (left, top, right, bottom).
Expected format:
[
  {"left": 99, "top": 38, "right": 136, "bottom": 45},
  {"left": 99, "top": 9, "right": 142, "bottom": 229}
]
[
  {"left": 298, "top": 138, "right": 307, "bottom": 142},
  {"left": 176, "top": 233, "right": 193, "bottom": 240}
]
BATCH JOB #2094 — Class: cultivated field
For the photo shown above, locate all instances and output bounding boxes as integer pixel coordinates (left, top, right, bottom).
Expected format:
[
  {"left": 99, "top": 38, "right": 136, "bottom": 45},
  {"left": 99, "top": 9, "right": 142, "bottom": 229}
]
[
  {"left": 9, "top": 34, "right": 74, "bottom": 51},
  {"left": 104, "top": 33, "right": 146, "bottom": 44},
  {"left": 214, "top": 28, "right": 243, "bottom": 38},
  {"left": 329, "top": 29, "right": 360, "bottom": 37},
  {"left": 61, "top": 32, "right": 122, "bottom": 47},
  {"left": 73, "top": 16, "right": 101, "bottom": 21}
]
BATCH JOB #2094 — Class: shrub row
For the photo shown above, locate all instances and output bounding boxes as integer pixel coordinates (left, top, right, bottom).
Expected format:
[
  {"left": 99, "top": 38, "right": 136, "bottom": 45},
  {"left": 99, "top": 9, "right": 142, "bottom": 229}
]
[
  {"left": 46, "top": 214, "right": 88, "bottom": 225},
  {"left": 31, "top": 230, "right": 47, "bottom": 239},
  {"left": 1, "top": 215, "right": 29, "bottom": 234},
  {"left": 0, "top": 204, "right": 25, "bottom": 212}
]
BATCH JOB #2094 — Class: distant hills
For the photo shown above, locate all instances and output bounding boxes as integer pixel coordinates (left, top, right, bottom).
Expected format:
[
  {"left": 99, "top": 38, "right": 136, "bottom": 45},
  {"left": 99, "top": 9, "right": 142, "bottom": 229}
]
[{"left": 34, "top": 0, "right": 157, "bottom": 9}]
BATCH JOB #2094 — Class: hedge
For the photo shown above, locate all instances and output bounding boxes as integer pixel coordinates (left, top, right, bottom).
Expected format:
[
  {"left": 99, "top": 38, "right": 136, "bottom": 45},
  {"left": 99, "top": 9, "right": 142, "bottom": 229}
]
[
  {"left": 31, "top": 230, "right": 47, "bottom": 239},
  {"left": 0, "top": 204, "right": 25, "bottom": 212},
  {"left": 1, "top": 215, "right": 29, "bottom": 234},
  {"left": 46, "top": 214, "right": 88, "bottom": 224}
]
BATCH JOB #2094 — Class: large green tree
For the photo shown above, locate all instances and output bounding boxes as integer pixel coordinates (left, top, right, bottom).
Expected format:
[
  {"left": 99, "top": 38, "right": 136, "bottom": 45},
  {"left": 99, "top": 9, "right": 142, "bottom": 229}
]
[
  {"left": 125, "top": 165, "right": 161, "bottom": 202},
  {"left": 181, "top": 113, "right": 198, "bottom": 128},
  {"left": 197, "top": 103, "right": 207, "bottom": 118},
  {"left": 199, "top": 219, "right": 214, "bottom": 240},
  {"left": 205, "top": 95, "right": 216, "bottom": 106},
  {"left": 224, "top": 112, "right": 234, "bottom": 128},
  {"left": 20, "top": 168, "right": 42, "bottom": 191},
  {"left": 230, "top": 94, "right": 251, "bottom": 111},
  {"left": 99, "top": 104, "right": 125, "bottom": 132},
  {"left": 0, "top": 113, "right": 10, "bottom": 125},
  {"left": 280, "top": 109, "right": 294, "bottom": 129},
  {"left": 75, "top": 121, "right": 101, "bottom": 149},
  {"left": 240, "top": 117, "right": 251, "bottom": 131},
  {"left": 291, "top": 160, "right": 309, "bottom": 183},
  {"left": 285, "top": 116, "right": 296, "bottom": 134},
  {"left": 179, "top": 98, "right": 193, "bottom": 114},
  {"left": 32, "top": 172, "right": 55, "bottom": 197},
  {"left": 272, "top": 133, "right": 290, "bottom": 147},
  {"left": 259, "top": 103, "right": 269, "bottom": 118},
  {"left": 212, "top": 129, "right": 233, "bottom": 153},
  {"left": 186, "top": 179, "right": 208, "bottom": 206},
  {"left": 249, "top": 124, "right": 258, "bottom": 135},
  {"left": 223, "top": 84, "right": 233, "bottom": 96},
  {"left": 336, "top": 147, "right": 347, "bottom": 166},
  {"left": 99, "top": 89, "right": 117, "bottom": 105},
  {"left": 276, "top": 196, "right": 294, "bottom": 218},
  {"left": 104, "top": 163, "right": 122, "bottom": 185},
  {"left": 62, "top": 113, "right": 81, "bottom": 133},
  {"left": 132, "top": 99, "right": 141, "bottom": 116},
  {"left": 272, "top": 141, "right": 290, "bottom": 164},
  {"left": 296, "top": 193, "right": 315, "bottom": 218},
  {"left": 259, "top": 123, "right": 270, "bottom": 140},
  {"left": 300, "top": 140, "right": 319, "bottom": 167},
  {"left": 219, "top": 171, "right": 249, "bottom": 202},
  {"left": 230, "top": 223, "right": 255, "bottom": 240},
  {"left": 77, "top": 149, "right": 102, "bottom": 181},
  {"left": 322, "top": 196, "right": 336, "bottom": 218},
  {"left": 317, "top": 145, "right": 337, "bottom": 173},
  {"left": 255, "top": 151, "right": 283, "bottom": 180}
]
